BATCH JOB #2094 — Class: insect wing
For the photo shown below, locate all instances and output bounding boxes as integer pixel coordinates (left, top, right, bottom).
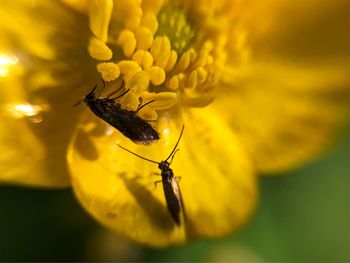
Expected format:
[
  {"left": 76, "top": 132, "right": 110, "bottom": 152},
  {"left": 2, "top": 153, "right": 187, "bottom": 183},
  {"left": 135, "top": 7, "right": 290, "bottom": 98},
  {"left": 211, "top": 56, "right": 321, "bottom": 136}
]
[
  {"left": 162, "top": 169, "right": 183, "bottom": 225},
  {"left": 86, "top": 98, "right": 159, "bottom": 144},
  {"left": 114, "top": 108, "right": 159, "bottom": 144}
]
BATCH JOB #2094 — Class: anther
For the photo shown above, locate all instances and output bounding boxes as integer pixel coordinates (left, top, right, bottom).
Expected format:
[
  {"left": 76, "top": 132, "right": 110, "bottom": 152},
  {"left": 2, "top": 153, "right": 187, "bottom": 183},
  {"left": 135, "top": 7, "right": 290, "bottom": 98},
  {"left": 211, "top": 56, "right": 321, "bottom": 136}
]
[{"left": 88, "top": 37, "right": 113, "bottom": 61}]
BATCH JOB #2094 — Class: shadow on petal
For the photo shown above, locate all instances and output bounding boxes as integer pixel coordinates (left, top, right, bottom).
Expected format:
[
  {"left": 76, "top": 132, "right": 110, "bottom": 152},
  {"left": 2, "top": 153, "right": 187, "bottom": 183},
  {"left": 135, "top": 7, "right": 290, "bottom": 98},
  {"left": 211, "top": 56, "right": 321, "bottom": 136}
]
[{"left": 119, "top": 172, "right": 176, "bottom": 232}]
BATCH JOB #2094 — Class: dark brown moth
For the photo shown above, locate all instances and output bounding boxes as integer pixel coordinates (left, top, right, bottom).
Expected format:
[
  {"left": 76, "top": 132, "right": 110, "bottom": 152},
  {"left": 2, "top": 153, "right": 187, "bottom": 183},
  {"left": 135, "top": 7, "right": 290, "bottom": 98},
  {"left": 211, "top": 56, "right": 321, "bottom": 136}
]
[
  {"left": 79, "top": 81, "right": 159, "bottom": 144},
  {"left": 117, "top": 125, "right": 185, "bottom": 225}
]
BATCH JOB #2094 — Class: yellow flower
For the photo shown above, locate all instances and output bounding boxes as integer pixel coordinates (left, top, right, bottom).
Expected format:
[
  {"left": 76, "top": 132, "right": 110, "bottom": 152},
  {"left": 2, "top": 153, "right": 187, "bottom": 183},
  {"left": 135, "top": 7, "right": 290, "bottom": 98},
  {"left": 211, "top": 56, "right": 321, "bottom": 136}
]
[{"left": 0, "top": 0, "right": 349, "bottom": 246}]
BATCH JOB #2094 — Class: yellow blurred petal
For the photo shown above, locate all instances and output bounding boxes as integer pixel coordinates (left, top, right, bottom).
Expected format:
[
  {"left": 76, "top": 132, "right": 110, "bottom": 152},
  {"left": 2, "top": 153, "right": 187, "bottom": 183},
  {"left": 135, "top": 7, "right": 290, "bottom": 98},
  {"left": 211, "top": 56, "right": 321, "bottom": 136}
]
[
  {"left": 219, "top": 62, "right": 350, "bottom": 173},
  {"left": 236, "top": 0, "right": 350, "bottom": 64},
  {"left": 0, "top": 1, "right": 56, "bottom": 60},
  {"left": 0, "top": 75, "right": 72, "bottom": 187},
  {"left": 68, "top": 108, "right": 257, "bottom": 246},
  {"left": 0, "top": 1, "right": 95, "bottom": 187}
]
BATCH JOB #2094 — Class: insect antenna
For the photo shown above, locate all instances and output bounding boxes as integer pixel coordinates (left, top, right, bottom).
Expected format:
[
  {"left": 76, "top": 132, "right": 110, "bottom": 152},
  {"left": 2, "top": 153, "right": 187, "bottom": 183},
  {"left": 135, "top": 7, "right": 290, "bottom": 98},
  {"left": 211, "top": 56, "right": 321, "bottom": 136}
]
[
  {"left": 73, "top": 84, "right": 98, "bottom": 107},
  {"left": 136, "top": 100, "right": 156, "bottom": 113},
  {"left": 109, "top": 89, "right": 130, "bottom": 100},
  {"left": 97, "top": 79, "right": 106, "bottom": 98},
  {"left": 165, "top": 125, "right": 185, "bottom": 162},
  {"left": 116, "top": 144, "right": 159, "bottom": 164}
]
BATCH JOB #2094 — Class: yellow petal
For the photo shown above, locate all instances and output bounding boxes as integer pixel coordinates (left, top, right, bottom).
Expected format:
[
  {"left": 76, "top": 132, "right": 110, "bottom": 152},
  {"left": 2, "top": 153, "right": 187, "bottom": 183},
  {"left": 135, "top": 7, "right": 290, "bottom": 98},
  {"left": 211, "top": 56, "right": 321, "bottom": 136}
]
[
  {"left": 237, "top": 0, "right": 350, "bottom": 64},
  {"left": 0, "top": 75, "right": 73, "bottom": 187},
  {"left": 68, "top": 108, "right": 257, "bottom": 246},
  {"left": 0, "top": 1, "right": 95, "bottom": 187},
  {"left": 222, "top": 0, "right": 350, "bottom": 173},
  {"left": 219, "top": 62, "right": 350, "bottom": 173}
]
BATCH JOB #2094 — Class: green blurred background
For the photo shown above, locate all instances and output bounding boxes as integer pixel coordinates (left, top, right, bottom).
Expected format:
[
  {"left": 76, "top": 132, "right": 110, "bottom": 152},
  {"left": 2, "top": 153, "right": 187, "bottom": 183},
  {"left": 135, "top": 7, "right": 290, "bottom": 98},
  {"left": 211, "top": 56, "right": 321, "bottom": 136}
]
[{"left": 0, "top": 133, "right": 349, "bottom": 262}]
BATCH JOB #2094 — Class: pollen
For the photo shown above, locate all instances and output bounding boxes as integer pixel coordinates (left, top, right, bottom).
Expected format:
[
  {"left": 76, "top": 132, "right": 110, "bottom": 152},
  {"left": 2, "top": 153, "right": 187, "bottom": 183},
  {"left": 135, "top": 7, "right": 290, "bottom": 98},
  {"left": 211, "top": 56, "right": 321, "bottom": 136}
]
[
  {"left": 165, "top": 50, "right": 178, "bottom": 72},
  {"left": 141, "top": 12, "right": 158, "bottom": 34},
  {"left": 118, "top": 60, "right": 141, "bottom": 83},
  {"left": 97, "top": 62, "right": 120, "bottom": 82},
  {"left": 176, "top": 48, "right": 197, "bottom": 72},
  {"left": 132, "top": 50, "right": 153, "bottom": 69},
  {"left": 117, "top": 30, "right": 136, "bottom": 57},
  {"left": 88, "top": 37, "right": 113, "bottom": 61},
  {"left": 141, "top": 91, "right": 178, "bottom": 110},
  {"left": 134, "top": 27, "right": 153, "bottom": 50},
  {"left": 146, "top": 66, "right": 166, "bottom": 86}
]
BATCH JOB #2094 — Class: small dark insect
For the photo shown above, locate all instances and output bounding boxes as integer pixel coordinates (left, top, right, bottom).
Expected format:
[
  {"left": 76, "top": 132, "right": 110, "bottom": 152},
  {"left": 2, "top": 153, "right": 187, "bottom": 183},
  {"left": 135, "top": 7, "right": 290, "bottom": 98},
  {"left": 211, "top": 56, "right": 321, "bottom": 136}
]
[
  {"left": 117, "top": 125, "right": 185, "bottom": 225},
  {"left": 77, "top": 81, "right": 160, "bottom": 144}
]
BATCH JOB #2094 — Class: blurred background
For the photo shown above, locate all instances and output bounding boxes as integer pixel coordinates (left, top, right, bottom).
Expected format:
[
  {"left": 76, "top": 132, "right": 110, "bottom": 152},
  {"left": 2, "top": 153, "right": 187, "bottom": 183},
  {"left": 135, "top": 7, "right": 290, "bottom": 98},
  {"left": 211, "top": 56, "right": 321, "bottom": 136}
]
[{"left": 0, "top": 129, "right": 349, "bottom": 261}]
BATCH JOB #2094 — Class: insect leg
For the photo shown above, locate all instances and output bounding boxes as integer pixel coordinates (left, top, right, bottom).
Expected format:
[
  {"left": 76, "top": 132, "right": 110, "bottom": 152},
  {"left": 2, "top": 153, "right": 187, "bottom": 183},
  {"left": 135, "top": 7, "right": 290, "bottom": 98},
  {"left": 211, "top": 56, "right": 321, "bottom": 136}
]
[
  {"left": 153, "top": 180, "right": 162, "bottom": 190},
  {"left": 175, "top": 176, "right": 182, "bottom": 182}
]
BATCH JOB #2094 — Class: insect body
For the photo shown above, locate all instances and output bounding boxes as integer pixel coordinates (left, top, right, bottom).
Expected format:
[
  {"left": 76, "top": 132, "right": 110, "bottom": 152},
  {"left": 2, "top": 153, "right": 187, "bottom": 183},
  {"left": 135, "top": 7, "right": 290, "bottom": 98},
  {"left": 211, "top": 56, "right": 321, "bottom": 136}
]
[
  {"left": 82, "top": 83, "right": 159, "bottom": 144},
  {"left": 117, "top": 125, "right": 185, "bottom": 225}
]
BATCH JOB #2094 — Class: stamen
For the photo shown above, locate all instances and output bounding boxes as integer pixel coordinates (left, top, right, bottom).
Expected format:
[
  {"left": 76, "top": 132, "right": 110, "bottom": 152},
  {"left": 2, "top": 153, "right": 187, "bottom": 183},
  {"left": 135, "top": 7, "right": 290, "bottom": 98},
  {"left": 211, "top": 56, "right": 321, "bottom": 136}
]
[
  {"left": 97, "top": 62, "right": 120, "bottom": 81},
  {"left": 153, "top": 36, "right": 172, "bottom": 69},
  {"left": 119, "top": 71, "right": 150, "bottom": 110},
  {"left": 117, "top": 30, "right": 136, "bottom": 57},
  {"left": 196, "top": 67, "right": 208, "bottom": 84},
  {"left": 126, "top": 71, "right": 150, "bottom": 94},
  {"left": 167, "top": 75, "right": 180, "bottom": 91},
  {"left": 146, "top": 66, "right": 166, "bottom": 86},
  {"left": 88, "top": 37, "right": 113, "bottom": 61},
  {"left": 132, "top": 50, "right": 153, "bottom": 69},
  {"left": 118, "top": 60, "right": 141, "bottom": 83},
  {"left": 142, "top": 0, "right": 165, "bottom": 13},
  {"left": 175, "top": 48, "right": 197, "bottom": 72},
  {"left": 191, "top": 41, "right": 213, "bottom": 69},
  {"left": 86, "top": 1, "right": 231, "bottom": 116},
  {"left": 117, "top": 0, "right": 143, "bottom": 30},
  {"left": 187, "top": 70, "right": 198, "bottom": 89},
  {"left": 134, "top": 27, "right": 154, "bottom": 50},
  {"left": 141, "top": 12, "right": 159, "bottom": 34},
  {"left": 165, "top": 50, "right": 178, "bottom": 72},
  {"left": 141, "top": 91, "right": 178, "bottom": 110}
]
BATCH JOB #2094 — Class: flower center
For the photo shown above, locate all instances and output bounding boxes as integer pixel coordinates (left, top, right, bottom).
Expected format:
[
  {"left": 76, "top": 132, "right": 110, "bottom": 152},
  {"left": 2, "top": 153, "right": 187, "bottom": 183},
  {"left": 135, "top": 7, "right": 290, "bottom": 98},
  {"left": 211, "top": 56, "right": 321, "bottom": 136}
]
[
  {"left": 87, "top": 1, "right": 228, "bottom": 121},
  {"left": 156, "top": 5, "right": 195, "bottom": 55}
]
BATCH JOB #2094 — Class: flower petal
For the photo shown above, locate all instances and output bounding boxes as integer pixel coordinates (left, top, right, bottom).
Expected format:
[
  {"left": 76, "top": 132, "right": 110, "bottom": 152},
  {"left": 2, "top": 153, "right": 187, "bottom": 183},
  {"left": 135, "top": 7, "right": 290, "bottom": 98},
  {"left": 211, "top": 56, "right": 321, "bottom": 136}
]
[
  {"left": 0, "top": 75, "right": 72, "bottom": 187},
  {"left": 68, "top": 108, "right": 257, "bottom": 246},
  {"left": 0, "top": 1, "right": 96, "bottom": 187},
  {"left": 219, "top": 62, "right": 350, "bottom": 173},
  {"left": 221, "top": 0, "right": 350, "bottom": 173},
  {"left": 237, "top": 0, "right": 350, "bottom": 64}
]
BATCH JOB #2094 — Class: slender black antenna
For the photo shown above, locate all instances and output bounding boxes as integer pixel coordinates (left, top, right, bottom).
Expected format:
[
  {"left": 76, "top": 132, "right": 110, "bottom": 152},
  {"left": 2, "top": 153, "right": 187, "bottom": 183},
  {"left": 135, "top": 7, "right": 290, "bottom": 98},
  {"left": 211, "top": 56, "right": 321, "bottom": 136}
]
[
  {"left": 107, "top": 81, "right": 128, "bottom": 99},
  {"left": 116, "top": 144, "right": 159, "bottom": 164},
  {"left": 97, "top": 79, "right": 106, "bottom": 98},
  {"left": 110, "top": 89, "right": 130, "bottom": 100},
  {"left": 106, "top": 85, "right": 123, "bottom": 98},
  {"left": 73, "top": 84, "right": 98, "bottom": 107},
  {"left": 136, "top": 100, "right": 156, "bottom": 113},
  {"left": 165, "top": 125, "right": 185, "bottom": 162}
]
